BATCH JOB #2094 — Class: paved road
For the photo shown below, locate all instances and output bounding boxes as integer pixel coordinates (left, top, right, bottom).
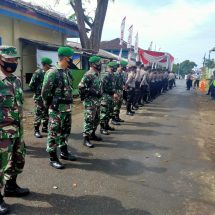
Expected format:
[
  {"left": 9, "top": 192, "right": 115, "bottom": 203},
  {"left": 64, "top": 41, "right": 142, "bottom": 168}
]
[{"left": 7, "top": 80, "right": 215, "bottom": 215}]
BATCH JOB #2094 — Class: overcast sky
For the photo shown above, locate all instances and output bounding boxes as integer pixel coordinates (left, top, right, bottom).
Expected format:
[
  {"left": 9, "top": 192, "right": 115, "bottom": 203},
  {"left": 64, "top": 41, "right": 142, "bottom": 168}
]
[{"left": 24, "top": 0, "right": 215, "bottom": 66}]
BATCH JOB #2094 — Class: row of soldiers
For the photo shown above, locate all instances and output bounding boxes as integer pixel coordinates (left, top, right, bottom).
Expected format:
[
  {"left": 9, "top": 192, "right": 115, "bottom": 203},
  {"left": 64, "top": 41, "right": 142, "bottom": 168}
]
[{"left": 0, "top": 45, "right": 175, "bottom": 214}]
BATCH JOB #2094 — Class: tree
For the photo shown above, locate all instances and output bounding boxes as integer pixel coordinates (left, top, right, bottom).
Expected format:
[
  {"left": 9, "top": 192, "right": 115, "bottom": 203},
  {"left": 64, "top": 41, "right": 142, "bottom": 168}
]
[
  {"left": 68, "top": 0, "right": 112, "bottom": 52},
  {"left": 204, "top": 58, "right": 215, "bottom": 69},
  {"left": 178, "top": 60, "right": 197, "bottom": 77}
]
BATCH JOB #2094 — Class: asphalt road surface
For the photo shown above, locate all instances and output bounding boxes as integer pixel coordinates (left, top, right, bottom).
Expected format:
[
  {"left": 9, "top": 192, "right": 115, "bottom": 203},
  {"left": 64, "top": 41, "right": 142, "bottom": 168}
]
[{"left": 6, "top": 80, "right": 215, "bottom": 215}]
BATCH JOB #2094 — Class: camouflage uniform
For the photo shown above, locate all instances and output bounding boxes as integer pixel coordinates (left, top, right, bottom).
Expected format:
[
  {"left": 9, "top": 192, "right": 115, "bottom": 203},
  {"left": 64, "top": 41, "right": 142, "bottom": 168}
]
[
  {"left": 0, "top": 71, "right": 26, "bottom": 192},
  {"left": 42, "top": 65, "right": 73, "bottom": 153},
  {"left": 113, "top": 70, "right": 124, "bottom": 117},
  {"left": 29, "top": 68, "right": 48, "bottom": 130},
  {"left": 79, "top": 69, "right": 101, "bottom": 137},
  {"left": 100, "top": 72, "right": 116, "bottom": 126}
]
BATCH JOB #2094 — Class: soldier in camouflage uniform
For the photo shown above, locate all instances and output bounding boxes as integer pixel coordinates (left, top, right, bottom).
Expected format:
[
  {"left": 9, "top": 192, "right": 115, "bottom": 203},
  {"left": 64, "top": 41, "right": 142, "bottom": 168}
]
[
  {"left": 42, "top": 47, "right": 77, "bottom": 170},
  {"left": 78, "top": 56, "right": 102, "bottom": 148},
  {"left": 111, "top": 60, "right": 128, "bottom": 125},
  {"left": 100, "top": 61, "right": 118, "bottom": 135},
  {"left": 29, "top": 57, "right": 52, "bottom": 138},
  {"left": 0, "top": 46, "right": 30, "bottom": 215}
]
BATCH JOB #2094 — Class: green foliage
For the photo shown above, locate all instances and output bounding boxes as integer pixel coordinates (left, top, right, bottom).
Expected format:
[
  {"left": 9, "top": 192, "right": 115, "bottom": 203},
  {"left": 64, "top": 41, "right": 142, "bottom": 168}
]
[
  {"left": 178, "top": 60, "right": 197, "bottom": 77},
  {"left": 204, "top": 58, "right": 215, "bottom": 69}
]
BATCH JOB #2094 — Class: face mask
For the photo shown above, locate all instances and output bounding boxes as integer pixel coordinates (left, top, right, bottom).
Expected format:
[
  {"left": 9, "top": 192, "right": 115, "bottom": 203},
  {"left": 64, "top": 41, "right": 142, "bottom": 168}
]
[
  {"left": 67, "top": 58, "right": 74, "bottom": 69},
  {"left": 112, "top": 68, "right": 117, "bottom": 72},
  {"left": 95, "top": 64, "right": 101, "bottom": 71},
  {"left": 1, "top": 60, "right": 18, "bottom": 73}
]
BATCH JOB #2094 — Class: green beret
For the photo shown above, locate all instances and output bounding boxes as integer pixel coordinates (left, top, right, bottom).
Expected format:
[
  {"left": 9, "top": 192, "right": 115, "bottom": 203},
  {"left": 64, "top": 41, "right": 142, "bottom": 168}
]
[
  {"left": 89, "top": 56, "right": 101, "bottom": 64},
  {"left": 0, "top": 45, "right": 20, "bottom": 58},
  {"left": 120, "top": 60, "right": 128, "bottom": 67},
  {"left": 41, "top": 57, "right": 52, "bottom": 65},
  {"left": 58, "top": 46, "right": 74, "bottom": 57},
  {"left": 107, "top": 61, "right": 118, "bottom": 68}
]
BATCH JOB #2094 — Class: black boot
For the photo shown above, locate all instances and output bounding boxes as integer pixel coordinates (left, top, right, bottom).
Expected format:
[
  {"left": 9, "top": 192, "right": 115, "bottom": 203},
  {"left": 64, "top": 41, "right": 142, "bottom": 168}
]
[
  {"left": 4, "top": 176, "right": 30, "bottom": 197},
  {"left": 60, "top": 145, "right": 77, "bottom": 161},
  {"left": 127, "top": 103, "right": 134, "bottom": 115},
  {"left": 34, "top": 126, "right": 42, "bottom": 138},
  {"left": 0, "top": 194, "right": 9, "bottom": 215},
  {"left": 41, "top": 127, "right": 48, "bottom": 133},
  {"left": 90, "top": 131, "right": 102, "bottom": 141},
  {"left": 111, "top": 117, "right": 120, "bottom": 125},
  {"left": 49, "top": 151, "right": 64, "bottom": 169},
  {"left": 83, "top": 136, "right": 94, "bottom": 148},
  {"left": 106, "top": 120, "right": 115, "bottom": 131},
  {"left": 116, "top": 114, "right": 124, "bottom": 122},
  {"left": 100, "top": 123, "right": 110, "bottom": 135}
]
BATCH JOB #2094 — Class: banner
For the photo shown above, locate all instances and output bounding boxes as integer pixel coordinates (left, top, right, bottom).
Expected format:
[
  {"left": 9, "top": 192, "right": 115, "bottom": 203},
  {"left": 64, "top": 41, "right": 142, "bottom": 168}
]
[
  {"left": 120, "top": 16, "right": 126, "bottom": 46},
  {"left": 134, "top": 32, "right": 138, "bottom": 54},
  {"left": 118, "top": 48, "right": 122, "bottom": 61},
  {"left": 148, "top": 41, "right": 153, "bottom": 51},
  {"left": 127, "top": 25, "right": 133, "bottom": 49}
]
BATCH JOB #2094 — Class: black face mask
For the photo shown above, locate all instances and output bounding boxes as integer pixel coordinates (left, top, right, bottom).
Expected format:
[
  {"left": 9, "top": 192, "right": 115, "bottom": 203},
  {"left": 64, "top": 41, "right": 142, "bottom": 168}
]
[
  {"left": 95, "top": 64, "right": 101, "bottom": 71},
  {"left": 1, "top": 60, "right": 18, "bottom": 73},
  {"left": 67, "top": 58, "right": 74, "bottom": 69}
]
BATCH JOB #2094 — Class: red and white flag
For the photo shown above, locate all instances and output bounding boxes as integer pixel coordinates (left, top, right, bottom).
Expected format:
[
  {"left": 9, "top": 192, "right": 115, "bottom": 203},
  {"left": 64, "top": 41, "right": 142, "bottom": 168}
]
[
  {"left": 127, "top": 25, "right": 133, "bottom": 49},
  {"left": 134, "top": 32, "right": 139, "bottom": 54},
  {"left": 120, "top": 16, "right": 126, "bottom": 46}
]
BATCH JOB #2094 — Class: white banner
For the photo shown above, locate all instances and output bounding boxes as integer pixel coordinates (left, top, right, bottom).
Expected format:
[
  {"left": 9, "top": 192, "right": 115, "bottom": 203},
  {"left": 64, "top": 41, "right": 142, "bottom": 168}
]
[
  {"left": 127, "top": 25, "right": 133, "bottom": 49},
  {"left": 120, "top": 16, "right": 126, "bottom": 46},
  {"left": 118, "top": 48, "right": 122, "bottom": 61},
  {"left": 134, "top": 32, "right": 138, "bottom": 54},
  {"left": 36, "top": 49, "right": 58, "bottom": 68}
]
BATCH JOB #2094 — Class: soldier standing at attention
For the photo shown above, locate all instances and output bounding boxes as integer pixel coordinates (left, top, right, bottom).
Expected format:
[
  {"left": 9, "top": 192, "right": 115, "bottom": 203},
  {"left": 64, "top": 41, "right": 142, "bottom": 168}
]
[
  {"left": 78, "top": 56, "right": 102, "bottom": 148},
  {"left": 100, "top": 61, "right": 118, "bottom": 135},
  {"left": 125, "top": 62, "right": 136, "bottom": 116},
  {"left": 42, "top": 47, "right": 76, "bottom": 170},
  {"left": 29, "top": 57, "right": 52, "bottom": 138},
  {"left": 0, "top": 46, "right": 30, "bottom": 215},
  {"left": 111, "top": 60, "right": 128, "bottom": 125}
]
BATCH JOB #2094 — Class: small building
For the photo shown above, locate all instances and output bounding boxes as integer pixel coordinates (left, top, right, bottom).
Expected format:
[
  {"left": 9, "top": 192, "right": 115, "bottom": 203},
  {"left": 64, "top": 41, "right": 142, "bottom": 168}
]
[
  {"left": 100, "top": 38, "right": 136, "bottom": 60},
  {"left": 0, "top": 0, "right": 79, "bottom": 89}
]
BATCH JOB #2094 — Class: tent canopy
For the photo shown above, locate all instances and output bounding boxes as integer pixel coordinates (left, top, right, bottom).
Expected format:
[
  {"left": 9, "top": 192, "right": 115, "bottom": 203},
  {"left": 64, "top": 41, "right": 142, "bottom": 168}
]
[{"left": 138, "top": 49, "right": 174, "bottom": 70}]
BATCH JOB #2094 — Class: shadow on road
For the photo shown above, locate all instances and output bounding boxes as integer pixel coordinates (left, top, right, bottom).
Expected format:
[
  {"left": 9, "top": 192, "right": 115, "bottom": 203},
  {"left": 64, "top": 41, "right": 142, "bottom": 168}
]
[
  {"left": 66, "top": 157, "right": 167, "bottom": 175},
  {"left": 11, "top": 192, "right": 153, "bottom": 215}
]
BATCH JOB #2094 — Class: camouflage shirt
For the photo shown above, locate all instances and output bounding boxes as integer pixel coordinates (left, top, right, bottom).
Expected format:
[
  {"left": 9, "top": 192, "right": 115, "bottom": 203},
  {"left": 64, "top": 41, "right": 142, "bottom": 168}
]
[
  {"left": 0, "top": 70, "right": 23, "bottom": 139},
  {"left": 42, "top": 64, "right": 73, "bottom": 112},
  {"left": 114, "top": 71, "right": 124, "bottom": 91},
  {"left": 101, "top": 72, "right": 116, "bottom": 95},
  {"left": 78, "top": 68, "right": 101, "bottom": 106},
  {"left": 29, "top": 68, "right": 45, "bottom": 100}
]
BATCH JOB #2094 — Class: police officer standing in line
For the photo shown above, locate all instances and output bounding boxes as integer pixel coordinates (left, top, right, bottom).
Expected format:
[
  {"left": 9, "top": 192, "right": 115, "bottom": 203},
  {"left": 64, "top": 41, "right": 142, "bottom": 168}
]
[
  {"left": 132, "top": 61, "right": 142, "bottom": 109},
  {"left": 42, "top": 47, "right": 77, "bottom": 169},
  {"left": 125, "top": 62, "right": 136, "bottom": 116},
  {"left": 111, "top": 60, "right": 128, "bottom": 125},
  {"left": 29, "top": 57, "right": 52, "bottom": 138},
  {"left": 0, "top": 46, "right": 30, "bottom": 215},
  {"left": 78, "top": 56, "right": 102, "bottom": 148},
  {"left": 100, "top": 61, "right": 118, "bottom": 135}
]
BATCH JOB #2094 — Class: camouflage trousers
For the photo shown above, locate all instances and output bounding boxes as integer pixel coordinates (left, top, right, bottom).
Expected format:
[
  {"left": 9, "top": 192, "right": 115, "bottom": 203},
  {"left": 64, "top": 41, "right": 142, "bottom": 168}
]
[
  {"left": 83, "top": 99, "right": 100, "bottom": 137},
  {"left": 100, "top": 94, "right": 114, "bottom": 124},
  {"left": 34, "top": 98, "right": 49, "bottom": 129},
  {"left": 0, "top": 138, "right": 26, "bottom": 191},
  {"left": 47, "top": 110, "right": 71, "bottom": 153},
  {"left": 113, "top": 90, "right": 123, "bottom": 117}
]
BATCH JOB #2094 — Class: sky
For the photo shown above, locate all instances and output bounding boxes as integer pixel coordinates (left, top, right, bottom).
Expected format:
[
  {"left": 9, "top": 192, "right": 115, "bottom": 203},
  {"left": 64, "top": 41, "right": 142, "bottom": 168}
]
[{"left": 23, "top": 0, "right": 215, "bottom": 66}]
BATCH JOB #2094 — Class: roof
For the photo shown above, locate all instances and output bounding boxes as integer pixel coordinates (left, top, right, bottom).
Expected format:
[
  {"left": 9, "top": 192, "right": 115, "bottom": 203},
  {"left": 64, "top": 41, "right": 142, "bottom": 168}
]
[
  {"left": 100, "top": 38, "right": 134, "bottom": 51},
  {"left": 67, "top": 42, "right": 119, "bottom": 60},
  {"left": 0, "top": 0, "right": 79, "bottom": 37},
  {"left": 19, "top": 38, "right": 119, "bottom": 60}
]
